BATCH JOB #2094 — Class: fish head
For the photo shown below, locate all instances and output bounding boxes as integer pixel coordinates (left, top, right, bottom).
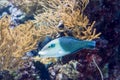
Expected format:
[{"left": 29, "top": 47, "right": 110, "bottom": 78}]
[{"left": 38, "top": 39, "right": 63, "bottom": 57}]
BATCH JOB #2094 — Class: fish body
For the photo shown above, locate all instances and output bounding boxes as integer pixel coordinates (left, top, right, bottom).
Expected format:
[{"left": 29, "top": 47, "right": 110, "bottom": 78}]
[{"left": 38, "top": 37, "right": 96, "bottom": 58}]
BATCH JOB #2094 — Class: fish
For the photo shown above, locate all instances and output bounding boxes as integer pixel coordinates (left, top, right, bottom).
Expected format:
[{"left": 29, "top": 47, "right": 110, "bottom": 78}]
[{"left": 38, "top": 36, "right": 96, "bottom": 58}]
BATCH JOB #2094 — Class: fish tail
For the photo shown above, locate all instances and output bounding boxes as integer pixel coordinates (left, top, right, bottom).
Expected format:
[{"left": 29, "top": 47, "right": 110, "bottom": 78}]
[{"left": 87, "top": 41, "right": 96, "bottom": 48}]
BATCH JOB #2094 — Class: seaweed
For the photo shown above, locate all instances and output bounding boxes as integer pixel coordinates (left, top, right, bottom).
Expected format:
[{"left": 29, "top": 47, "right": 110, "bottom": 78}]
[
  {"left": 0, "top": 15, "right": 58, "bottom": 70},
  {"left": 33, "top": 0, "right": 101, "bottom": 40},
  {"left": 0, "top": 0, "right": 101, "bottom": 71}
]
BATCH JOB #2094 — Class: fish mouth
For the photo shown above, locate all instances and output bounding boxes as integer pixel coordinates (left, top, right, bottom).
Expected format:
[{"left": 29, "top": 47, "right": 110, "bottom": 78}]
[{"left": 38, "top": 51, "right": 46, "bottom": 56}]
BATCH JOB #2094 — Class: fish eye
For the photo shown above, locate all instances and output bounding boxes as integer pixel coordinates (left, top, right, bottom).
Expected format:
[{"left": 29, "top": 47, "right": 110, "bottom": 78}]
[{"left": 48, "top": 43, "right": 55, "bottom": 48}]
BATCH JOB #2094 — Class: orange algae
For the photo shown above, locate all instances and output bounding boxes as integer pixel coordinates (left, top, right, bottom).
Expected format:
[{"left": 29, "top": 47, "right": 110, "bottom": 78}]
[
  {"left": 0, "top": 0, "right": 101, "bottom": 69},
  {"left": 0, "top": 16, "right": 58, "bottom": 70}
]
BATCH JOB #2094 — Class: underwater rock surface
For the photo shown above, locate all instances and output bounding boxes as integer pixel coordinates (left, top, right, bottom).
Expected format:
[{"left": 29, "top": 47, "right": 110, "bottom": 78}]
[{"left": 0, "top": 2, "right": 34, "bottom": 28}]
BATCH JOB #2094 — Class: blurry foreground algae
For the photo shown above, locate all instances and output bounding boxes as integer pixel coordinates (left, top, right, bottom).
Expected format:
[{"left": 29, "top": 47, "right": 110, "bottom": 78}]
[{"left": 0, "top": 0, "right": 101, "bottom": 71}]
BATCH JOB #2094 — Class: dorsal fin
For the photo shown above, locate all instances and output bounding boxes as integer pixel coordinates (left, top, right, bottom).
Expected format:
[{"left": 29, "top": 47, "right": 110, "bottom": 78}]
[{"left": 58, "top": 36, "right": 83, "bottom": 41}]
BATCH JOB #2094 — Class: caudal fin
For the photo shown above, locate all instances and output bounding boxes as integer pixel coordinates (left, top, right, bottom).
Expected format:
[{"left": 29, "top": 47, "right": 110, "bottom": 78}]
[{"left": 87, "top": 41, "right": 96, "bottom": 48}]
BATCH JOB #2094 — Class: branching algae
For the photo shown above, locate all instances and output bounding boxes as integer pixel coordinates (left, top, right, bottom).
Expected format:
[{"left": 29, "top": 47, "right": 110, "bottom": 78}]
[
  {"left": 0, "top": 16, "right": 58, "bottom": 70},
  {"left": 0, "top": 0, "right": 101, "bottom": 70}
]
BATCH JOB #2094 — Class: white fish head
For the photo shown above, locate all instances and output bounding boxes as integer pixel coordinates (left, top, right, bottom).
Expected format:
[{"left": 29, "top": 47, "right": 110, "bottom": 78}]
[{"left": 38, "top": 38, "right": 65, "bottom": 57}]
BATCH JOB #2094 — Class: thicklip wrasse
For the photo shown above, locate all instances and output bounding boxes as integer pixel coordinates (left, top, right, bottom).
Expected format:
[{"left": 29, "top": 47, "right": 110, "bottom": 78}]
[{"left": 38, "top": 37, "right": 96, "bottom": 58}]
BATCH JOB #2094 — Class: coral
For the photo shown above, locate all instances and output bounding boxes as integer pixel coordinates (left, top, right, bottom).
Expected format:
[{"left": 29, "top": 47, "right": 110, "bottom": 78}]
[
  {"left": 0, "top": 70, "right": 14, "bottom": 80},
  {"left": 0, "top": 0, "right": 119, "bottom": 80},
  {"left": 83, "top": 0, "right": 120, "bottom": 79},
  {"left": 56, "top": 0, "right": 101, "bottom": 40},
  {"left": 0, "top": 15, "right": 58, "bottom": 70},
  {"left": 0, "top": 0, "right": 9, "bottom": 9},
  {"left": 0, "top": 0, "right": 101, "bottom": 74},
  {"left": 33, "top": 56, "right": 57, "bottom": 64},
  {"left": 9, "top": 61, "right": 47, "bottom": 80},
  {"left": 9, "top": 0, "right": 59, "bottom": 16},
  {"left": 6, "top": 0, "right": 102, "bottom": 68},
  {"left": 33, "top": 0, "right": 101, "bottom": 40},
  {"left": 48, "top": 60, "right": 80, "bottom": 80},
  {"left": 9, "top": 0, "right": 101, "bottom": 40},
  {"left": 0, "top": 61, "right": 51, "bottom": 80},
  {"left": 8, "top": 0, "right": 39, "bottom": 16}
]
